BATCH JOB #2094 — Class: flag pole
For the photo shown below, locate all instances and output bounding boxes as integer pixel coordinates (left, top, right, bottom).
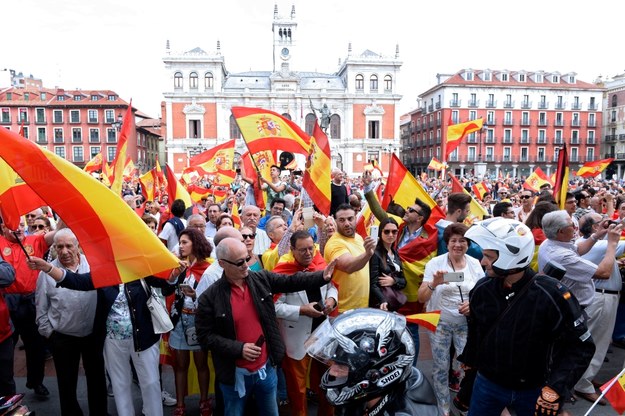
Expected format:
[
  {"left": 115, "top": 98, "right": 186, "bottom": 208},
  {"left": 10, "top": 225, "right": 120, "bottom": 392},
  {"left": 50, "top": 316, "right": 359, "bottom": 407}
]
[{"left": 583, "top": 366, "right": 625, "bottom": 416}]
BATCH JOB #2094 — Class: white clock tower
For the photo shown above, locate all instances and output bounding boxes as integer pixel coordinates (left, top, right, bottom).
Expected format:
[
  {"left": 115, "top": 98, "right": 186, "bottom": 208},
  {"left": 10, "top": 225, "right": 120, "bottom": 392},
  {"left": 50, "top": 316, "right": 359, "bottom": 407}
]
[{"left": 272, "top": 4, "right": 297, "bottom": 72}]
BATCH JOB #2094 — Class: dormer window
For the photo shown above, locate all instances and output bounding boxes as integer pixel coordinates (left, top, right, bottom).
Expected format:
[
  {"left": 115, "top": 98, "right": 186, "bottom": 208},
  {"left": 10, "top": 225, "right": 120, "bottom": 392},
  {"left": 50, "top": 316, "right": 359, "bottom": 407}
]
[
  {"left": 483, "top": 71, "right": 491, "bottom": 81},
  {"left": 552, "top": 75, "right": 559, "bottom": 83},
  {"left": 518, "top": 74, "right": 526, "bottom": 82},
  {"left": 501, "top": 73, "right": 509, "bottom": 82},
  {"left": 465, "top": 71, "right": 474, "bottom": 81},
  {"left": 568, "top": 75, "right": 575, "bottom": 83}
]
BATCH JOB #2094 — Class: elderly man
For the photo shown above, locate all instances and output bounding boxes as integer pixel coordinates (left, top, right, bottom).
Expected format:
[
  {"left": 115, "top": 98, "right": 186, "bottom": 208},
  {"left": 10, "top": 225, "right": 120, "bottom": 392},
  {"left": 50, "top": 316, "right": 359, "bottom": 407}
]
[
  {"left": 570, "top": 213, "right": 625, "bottom": 404},
  {"left": 195, "top": 238, "right": 336, "bottom": 416},
  {"left": 241, "top": 205, "right": 271, "bottom": 255},
  {"left": 330, "top": 169, "right": 349, "bottom": 217},
  {"left": 35, "top": 229, "right": 107, "bottom": 415},
  {"left": 25, "top": 208, "right": 44, "bottom": 236},
  {"left": 515, "top": 190, "right": 534, "bottom": 223},
  {"left": 538, "top": 210, "right": 621, "bottom": 311},
  {"left": 324, "top": 203, "right": 376, "bottom": 313},
  {"left": 0, "top": 215, "right": 60, "bottom": 396},
  {"left": 261, "top": 215, "right": 289, "bottom": 271},
  {"left": 273, "top": 230, "right": 337, "bottom": 416}
]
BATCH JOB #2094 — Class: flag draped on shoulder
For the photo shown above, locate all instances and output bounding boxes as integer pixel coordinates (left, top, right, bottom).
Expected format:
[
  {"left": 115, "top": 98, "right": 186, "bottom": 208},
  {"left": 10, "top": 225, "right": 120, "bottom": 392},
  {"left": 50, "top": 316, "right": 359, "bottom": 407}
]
[
  {"left": 553, "top": 144, "right": 569, "bottom": 209},
  {"left": 523, "top": 167, "right": 552, "bottom": 192},
  {"left": 0, "top": 126, "right": 179, "bottom": 286},
  {"left": 189, "top": 140, "right": 235, "bottom": 175},
  {"left": 576, "top": 158, "right": 613, "bottom": 178},
  {"left": 382, "top": 154, "right": 446, "bottom": 306},
  {"left": 302, "top": 121, "right": 332, "bottom": 216},
  {"left": 445, "top": 118, "right": 483, "bottom": 159},
  {"left": 232, "top": 107, "right": 311, "bottom": 155},
  {"left": 165, "top": 164, "right": 193, "bottom": 210},
  {"left": 109, "top": 103, "right": 132, "bottom": 195}
]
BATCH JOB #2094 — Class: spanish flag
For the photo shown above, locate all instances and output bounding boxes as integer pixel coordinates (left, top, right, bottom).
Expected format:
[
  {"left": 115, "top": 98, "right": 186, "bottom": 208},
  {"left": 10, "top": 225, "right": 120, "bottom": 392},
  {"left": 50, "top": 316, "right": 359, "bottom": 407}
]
[
  {"left": 383, "top": 154, "right": 446, "bottom": 307},
  {"left": 0, "top": 126, "right": 179, "bottom": 286},
  {"left": 240, "top": 151, "right": 273, "bottom": 211},
  {"left": 553, "top": 144, "right": 569, "bottom": 210},
  {"left": 471, "top": 182, "right": 489, "bottom": 201},
  {"left": 0, "top": 159, "right": 47, "bottom": 230},
  {"left": 231, "top": 199, "right": 241, "bottom": 228},
  {"left": 123, "top": 157, "right": 136, "bottom": 179},
  {"left": 427, "top": 157, "right": 446, "bottom": 172},
  {"left": 84, "top": 152, "right": 103, "bottom": 174},
  {"left": 232, "top": 107, "right": 311, "bottom": 156},
  {"left": 165, "top": 164, "right": 193, "bottom": 210},
  {"left": 523, "top": 167, "right": 552, "bottom": 192},
  {"left": 189, "top": 140, "right": 235, "bottom": 175},
  {"left": 139, "top": 169, "right": 157, "bottom": 202},
  {"left": 302, "top": 121, "right": 332, "bottom": 216},
  {"left": 449, "top": 173, "right": 488, "bottom": 224},
  {"left": 187, "top": 185, "right": 228, "bottom": 203},
  {"left": 601, "top": 370, "right": 625, "bottom": 414},
  {"left": 576, "top": 158, "right": 614, "bottom": 178},
  {"left": 445, "top": 118, "right": 483, "bottom": 159},
  {"left": 405, "top": 311, "right": 441, "bottom": 332},
  {"left": 109, "top": 104, "right": 133, "bottom": 195}
]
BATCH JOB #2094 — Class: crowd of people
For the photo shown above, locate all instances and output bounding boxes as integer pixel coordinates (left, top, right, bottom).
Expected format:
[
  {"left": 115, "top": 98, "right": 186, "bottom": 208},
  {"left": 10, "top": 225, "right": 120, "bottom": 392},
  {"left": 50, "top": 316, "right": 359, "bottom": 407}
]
[{"left": 1, "top": 165, "right": 625, "bottom": 415}]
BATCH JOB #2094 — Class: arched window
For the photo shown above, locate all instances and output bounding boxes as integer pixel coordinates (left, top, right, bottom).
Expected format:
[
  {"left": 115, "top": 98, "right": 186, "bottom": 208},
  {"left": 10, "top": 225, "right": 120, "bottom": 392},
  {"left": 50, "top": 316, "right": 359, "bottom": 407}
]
[
  {"left": 612, "top": 94, "right": 618, "bottom": 108},
  {"left": 174, "top": 72, "right": 183, "bottom": 89},
  {"left": 305, "top": 113, "right": 316, "bottom": 135},
  {"left": 281, "top": 113, "right": 292, "bottom": 120},
  {"left": 330, "top": 114, "right": 341, "bottom": 139},
  {"left": 205, "top": 72, "right": 214, "bottom": 89},
  {"left": 229, "top": 115, "right": 241, "bottom": 139},
  {"left": 355, "top": 74, "right": 364, "bottom": 91},
  {"left": 189, "top": 72, "right": 198, "bottom": 89},
  {"left": 370, "top": 75, "right": 378, "bottom": 92},
  {"left": 384, "top": 75, "right": 392, "bottom": 91}
]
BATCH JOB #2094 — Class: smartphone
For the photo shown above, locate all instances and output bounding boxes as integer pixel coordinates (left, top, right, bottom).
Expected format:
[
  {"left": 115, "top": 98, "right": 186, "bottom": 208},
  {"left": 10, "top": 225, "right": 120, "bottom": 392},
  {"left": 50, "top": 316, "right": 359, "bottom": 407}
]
[
  {"left": 443, "top": 271, "right": 465, "bottom": 283},
  {"left": 255, "top": 334, "right": 265, "bottom": 347},
  {"left": 369, "top": 225, "right": 379, "bottom": 239},
  {"left": 313, "top": 300, "right": 326, "bottom": 312},
  {"left": 179, "top": 284, "right": 192, "bottom": 291}
]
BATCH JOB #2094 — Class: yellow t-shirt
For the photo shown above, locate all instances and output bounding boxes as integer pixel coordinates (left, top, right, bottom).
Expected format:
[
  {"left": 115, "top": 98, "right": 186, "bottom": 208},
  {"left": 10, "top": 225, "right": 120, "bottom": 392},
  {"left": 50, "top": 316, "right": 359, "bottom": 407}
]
[{"left": 324, "top": 232, "right": 369, "bottom": 312}]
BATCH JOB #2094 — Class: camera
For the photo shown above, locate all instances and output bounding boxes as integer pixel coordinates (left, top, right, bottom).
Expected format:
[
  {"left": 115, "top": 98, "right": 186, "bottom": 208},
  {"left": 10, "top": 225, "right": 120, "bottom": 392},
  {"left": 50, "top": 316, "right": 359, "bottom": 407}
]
[
  {"left": 605, "top": 219, "right": 621, "bottom": 228},
  {"left": 235, "top": 168, "right": 241, "bottom": 174},
  {"left": 292, "top": 170, "right": 303, "bottom": 176}
]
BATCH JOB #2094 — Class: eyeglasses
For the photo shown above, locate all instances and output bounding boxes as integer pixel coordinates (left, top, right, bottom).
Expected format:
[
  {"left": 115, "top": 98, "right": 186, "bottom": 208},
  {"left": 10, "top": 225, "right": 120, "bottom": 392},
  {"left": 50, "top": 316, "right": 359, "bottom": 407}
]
[
  {"left": 221, "top": 256, "right": 252, "bottom": 267},
  {"left": 407, "top": 207, "right": 423, "bottom": 216},
  {"left": 520, "top": 195, "right": 533, "bottom": 200},
  {"left": 34, "top": 224, "right": 46, "bottom": 230},
  {"left": 241, "top": 233, "right": 256, "bottom": 240},
  {"left": 383, "top": 229, "right": 398, "bottom": 235},
  {"left": 294, "top": 246, "right": 314, "bottom": 254},
  {"left": 25, "top": 214, "right": 37, "bottom": 218}
]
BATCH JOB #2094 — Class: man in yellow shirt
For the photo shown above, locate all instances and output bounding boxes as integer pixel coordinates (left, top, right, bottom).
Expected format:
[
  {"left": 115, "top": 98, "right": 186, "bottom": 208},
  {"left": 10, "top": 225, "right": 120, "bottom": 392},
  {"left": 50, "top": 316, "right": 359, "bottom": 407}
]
[{"left": 324, "top": 204, "right": 376, "bottom": 312}]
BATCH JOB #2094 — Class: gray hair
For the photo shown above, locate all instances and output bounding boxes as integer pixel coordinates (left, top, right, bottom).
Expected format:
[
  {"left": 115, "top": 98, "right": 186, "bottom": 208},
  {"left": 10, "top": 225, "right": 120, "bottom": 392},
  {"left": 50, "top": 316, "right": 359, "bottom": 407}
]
[
  {"left": 241, "top": 205, "right": 260, "bottom": 216},
  {"left": 53, "top": 228, "right": 78, "bottom": 245},
  {"left": 283, "top": 193, "right": 295, "bottom": 209},
  {"left": 265, "top": 215, "right": 284, "bottom": 234},
  {"left": 187, "top": 214, "right": 206, "bottom": 224},
  {"left": 542, "top": 210, "right": 571, "bottom": 239}
]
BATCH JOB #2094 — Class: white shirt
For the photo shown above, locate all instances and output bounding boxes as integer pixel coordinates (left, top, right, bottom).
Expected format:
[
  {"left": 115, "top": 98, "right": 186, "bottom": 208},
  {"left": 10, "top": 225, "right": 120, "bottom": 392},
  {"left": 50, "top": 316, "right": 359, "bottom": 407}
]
[{"left": 158, "top": 218, "right": 187, "bottom": 252}]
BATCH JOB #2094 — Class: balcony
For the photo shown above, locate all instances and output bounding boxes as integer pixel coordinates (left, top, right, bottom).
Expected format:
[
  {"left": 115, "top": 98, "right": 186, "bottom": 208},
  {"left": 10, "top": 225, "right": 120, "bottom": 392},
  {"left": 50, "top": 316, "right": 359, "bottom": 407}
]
[
  {"left": 571, "top": 103, "right": 582, "bottom": 110},
  {"left": 570, "top": 156, "right": 579, "bottom": 162},
  {"left": 605, "top": 135, "right": 617, "bottom": 142},
  {"left": 588, "top": 121, "right": 596, "bottom": 128},
  {"left": 436, "top": 137, "right": 441, "bottom": 144},
  {"left": 571, "top": 138, "right": 579, "bottom": 145},
  {"left": 468, "top": 99, "right": 479, "bottom": 108},
  {"left": 555, "top": 102, "right": 566, "bottom": 110},
  {"left": 537, "top": 138, "right": 547, "bottom": 144},
  {"left": 503, "top": 138, "right": 513, "bottom": 144},
  {"left": 485, "top": 100, "right": 497, "bottom": 108},
  {"left": 450, "top": 100, "right": 461, "bottom": 107},
  {"left": 537, "top": 119, "right": 548, "bottom": 127},
  {"left": 538, "top": 101, "right": 549, "bottom": 109},
  {"left": 605, "top": 153, "right": 616, "bottom": 159},
  {"left": 467, "top": 156, "right": 478, "bottom": 162},
  {"left": 428, "top": 105, "right": 434, "bottom": 112},
  {"left": 537, "top": 156, "right": 546, "bottom": 162},
  {"left": 554, "top": 138, "right": 563, "bottom": 145},
  {"left": 571, "top": 120, "right": 581, "bottom": 127},
  {"left": 467, "top": 137, "right": 477, "bottom": 144},
  {"left": 520, "top": 156, "right": 529, "bottom": 162},
  {"left": 0, "top": 117, "right": 10, "bottom": 125},
  {"left": 484, "top": 137, "right": 495, "bottom": 144},
  {"left": 521, "top": 101, "right": 532, "bottom": 109},
  {"left": 436, "top": 119, "right": 441, "bottom": 127},
  {"left": 485, "top": 155, "right": 495, "bottom": 162},
  {"left": 520, "top": 137, "right": 531, "bottom": 144},
  {"left": 35, "top": 118, "right": 46, "bottom": 125},
  {"left": 485, "top": 118, "right": 496, "bottom": 126},
  {"left": 36, "top": 137, "right": 48, "bottom": 145},
  {"left": 520, "top": 118, "right": 531, "bottom": 126},
  {"left": 503, "top": 118, "right": 514, "bottom": 126},
  {"left": 554, "top": 120, "right": 564, "bottom": 127},
  {"left": 449, "top": 155, "right": 459, "bottom": 162},
  {"left": 617, "top": 153, "right": 625, "bottom": 160},
  {"left": 502, "top": 156, "right": 512, "bottom": 162},
  {"left": 588, "top": 103, "right": 598, "bottom": 110},
  {"left": 503, "top": 101, "right": 515, "bottom": 108},
  {"left": 587, "top": 138, "right": 595, "bottom": 145},
  {"left": 435, "top": 101, "right": 441, "bottom": 109}
]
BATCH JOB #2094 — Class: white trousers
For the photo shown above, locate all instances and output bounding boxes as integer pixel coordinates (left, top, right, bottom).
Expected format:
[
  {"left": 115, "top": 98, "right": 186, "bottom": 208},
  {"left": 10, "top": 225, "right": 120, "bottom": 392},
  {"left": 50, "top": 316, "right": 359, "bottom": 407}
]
[{"left": 104, "top": 338, "right": 163, "bottom": 416}]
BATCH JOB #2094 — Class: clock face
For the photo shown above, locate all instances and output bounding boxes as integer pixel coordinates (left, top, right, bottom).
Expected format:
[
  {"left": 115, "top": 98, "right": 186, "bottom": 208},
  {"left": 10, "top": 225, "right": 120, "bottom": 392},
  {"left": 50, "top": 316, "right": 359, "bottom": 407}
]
[{"left": 281, "top": 47, "right": 290, "bottom": 59}]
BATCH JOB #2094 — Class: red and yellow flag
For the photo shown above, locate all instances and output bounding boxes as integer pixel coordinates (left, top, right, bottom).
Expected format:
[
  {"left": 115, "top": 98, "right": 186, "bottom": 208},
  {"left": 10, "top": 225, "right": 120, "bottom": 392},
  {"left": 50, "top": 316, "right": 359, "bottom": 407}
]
[
  {"left": 302, "top": 121, "right": 332, "bottom": 216},
  {"left": 123, "top": 157, "right": 136, "bottom": 178},
  {"left": 382, "top": 154, "right": 446, "bottom": 306},
  {"left": 0, "top": 126, "right": 178, "bottom": 286},
  {"left": 576, "top": 158, "right": 614, "bottom": 178},
  {"left": 231, "top": 199, "right": 241, "bottom": 228},
  {"left": 553, "top": 144, "right": 569, "bottom": 209},
  {"left": 601, "top": 372, "right": 625, "bottom": 414},
  {"left": 0, "top": 159, "right": 47, "bottom": 230},
  {"left": 109, "top": 104, "right": 132, "bottom": 195},
  {"left": 405, "top": 311, "right": 441, "bottom": 332},
  {"left": 472, "top": 182, "right": 489, "bottom": 201},
  {"left": 445, "top": 118, "right": 483, "bottom": 159},
  {"left": 241, "top": 151, "right": 274, "bottom": 211},
  {"left": 189, "top": 140, "right": 235, "bottom": 175},
  {"left": 449, "top": 173, "right": 487, "bottom": 224},
  {"left": 427, "top": 157, "right": 446, "bottom": 172},
  {"left": 363, "top": 160, "right": 384, "bottom": 177},
  {"left": 523, "top": 167, "right": 552, "bottom": 192},
  {"left": 232, "top": 107, "right": 310, "bottom": 156},
  {"left": 84, "top": 152, "right": 103, "bottom": 174},
  {"left": 139, "top": 169, "right": 157, "bottom": 202},
  {"left": 165, "top": 164, "right": 193, "bottom": 210}
]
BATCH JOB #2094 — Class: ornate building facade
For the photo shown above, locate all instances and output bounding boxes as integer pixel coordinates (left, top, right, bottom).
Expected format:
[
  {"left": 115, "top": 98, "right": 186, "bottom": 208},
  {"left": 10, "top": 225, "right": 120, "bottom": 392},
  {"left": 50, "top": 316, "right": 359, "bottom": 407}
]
[{"left": 162, "top": 5, "right": 402, "bottom": 176}]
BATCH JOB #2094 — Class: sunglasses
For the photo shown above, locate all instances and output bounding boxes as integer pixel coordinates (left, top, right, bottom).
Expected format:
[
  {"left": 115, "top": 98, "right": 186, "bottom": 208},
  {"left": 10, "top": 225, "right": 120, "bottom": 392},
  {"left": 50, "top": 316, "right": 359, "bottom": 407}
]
[
  {"left": 34, "top": 224, "right": 46, "bottom": 230},
  {"left": 241, "top": 233, "right": 256, "bottom": 240},
  {"left": 383, "top": 229, "right": 398, "bottom": 235},
  {"left": 26, "top": 214, "right": 38, "bottom": 218},
  {"left": 221, "top": 255, "right": 252, "bottom": 267},
  {"left": 407, "top": 207, "right": 423, "bottom": 215},
  {"left": 520, "top": 195, "right": 533, "bottom": 199}
]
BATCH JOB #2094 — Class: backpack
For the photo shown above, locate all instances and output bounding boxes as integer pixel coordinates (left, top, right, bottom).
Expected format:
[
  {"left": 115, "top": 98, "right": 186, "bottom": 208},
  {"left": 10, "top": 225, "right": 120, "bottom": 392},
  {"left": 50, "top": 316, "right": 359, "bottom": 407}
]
[{"left": 167, "top": 217, "right": 185, "bottom": 237}]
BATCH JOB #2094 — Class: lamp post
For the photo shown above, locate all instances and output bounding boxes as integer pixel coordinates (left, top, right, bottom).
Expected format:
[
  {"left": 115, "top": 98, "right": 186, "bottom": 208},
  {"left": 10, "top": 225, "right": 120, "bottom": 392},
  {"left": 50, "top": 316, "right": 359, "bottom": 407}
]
[
  {"left": 111, "top": 113, "right": 123, "bottom": 132},
  {"left": 474, "top": 119, "right": 487, "bottom": 179}
]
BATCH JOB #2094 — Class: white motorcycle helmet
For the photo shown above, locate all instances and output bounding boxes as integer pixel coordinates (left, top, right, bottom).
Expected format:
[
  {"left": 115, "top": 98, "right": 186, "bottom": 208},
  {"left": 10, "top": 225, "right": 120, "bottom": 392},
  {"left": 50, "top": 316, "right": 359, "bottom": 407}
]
[{"left": 465, "top": 217, "right": 534, "bottom": 275}]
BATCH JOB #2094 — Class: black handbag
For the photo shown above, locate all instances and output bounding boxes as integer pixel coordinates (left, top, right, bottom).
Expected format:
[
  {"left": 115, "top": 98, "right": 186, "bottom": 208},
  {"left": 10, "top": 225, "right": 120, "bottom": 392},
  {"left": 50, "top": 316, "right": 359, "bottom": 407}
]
[{"left": 381, "top": 286, "right": 407, "bottom": 311}]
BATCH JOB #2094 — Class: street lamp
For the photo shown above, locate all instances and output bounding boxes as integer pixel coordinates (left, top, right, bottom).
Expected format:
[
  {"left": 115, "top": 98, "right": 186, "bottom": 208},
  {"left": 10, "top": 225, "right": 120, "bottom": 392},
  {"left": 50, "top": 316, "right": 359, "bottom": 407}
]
[{"left": 111, "top": 113, "right": 123, "bottom": 132}]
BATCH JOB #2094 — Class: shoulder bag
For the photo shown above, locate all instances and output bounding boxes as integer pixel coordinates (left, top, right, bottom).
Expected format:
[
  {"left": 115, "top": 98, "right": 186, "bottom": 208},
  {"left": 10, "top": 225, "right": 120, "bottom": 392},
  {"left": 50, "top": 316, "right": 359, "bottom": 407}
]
[{"left": 140, "top": 279, "right": 174, "bottom": 334}]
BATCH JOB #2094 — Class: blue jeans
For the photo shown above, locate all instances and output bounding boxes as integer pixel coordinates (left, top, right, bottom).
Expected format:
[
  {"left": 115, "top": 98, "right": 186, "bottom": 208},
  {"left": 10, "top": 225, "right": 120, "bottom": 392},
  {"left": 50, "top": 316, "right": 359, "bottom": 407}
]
[
  {"left": 220, "top": 364, "right": 279, "bottom": 416},
  {"left": 406, "top": 322, "right": 420, "bottom": 364},
  {"left": 613, "top": 302, "right": 625, "bottom": 341},
  {"left": 468, "top": 373, "right": 540, "bottom": 416}
]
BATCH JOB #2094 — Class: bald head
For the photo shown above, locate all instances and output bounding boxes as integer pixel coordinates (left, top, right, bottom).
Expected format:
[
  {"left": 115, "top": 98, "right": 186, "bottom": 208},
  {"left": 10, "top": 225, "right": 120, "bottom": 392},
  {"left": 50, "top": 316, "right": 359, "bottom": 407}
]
[
  {"left": 213, "top": 226, "right": 243, "bottom": 247},
  {"left": 215, "top": 237, "right": 246, "bottom": 261}
]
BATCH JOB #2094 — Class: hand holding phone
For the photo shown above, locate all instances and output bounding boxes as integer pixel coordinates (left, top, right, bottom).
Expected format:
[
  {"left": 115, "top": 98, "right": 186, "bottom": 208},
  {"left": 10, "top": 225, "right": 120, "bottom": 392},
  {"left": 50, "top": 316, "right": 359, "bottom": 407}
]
[
  {"left": 369, "top": 225, "right": 379, "bottom": 241},
  {"left": 443, "top": 271, "right": 464, "bottom": 283},
  {"left": 312, "top": 300, "right": 326, "bottom": 312},
  {"left": 255, "top": 335, "right": 265, "bottom": 347}
]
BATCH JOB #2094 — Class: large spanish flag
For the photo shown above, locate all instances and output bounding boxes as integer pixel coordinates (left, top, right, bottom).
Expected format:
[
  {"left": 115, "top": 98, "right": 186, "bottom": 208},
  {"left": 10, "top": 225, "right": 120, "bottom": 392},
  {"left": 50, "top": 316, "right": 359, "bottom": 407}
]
[
  {"left": 553, "top": 144, "right": 569, "bottom": 210},
  {"left": 576, "top": 158, "right": 614, "bottom": 178},
  {"left": 232, "top": 107, "right": 311, "bottom": 156},
  {"left": 83, "top": 152, "right": 103, "bottom": 174},
  {"left": 109, "top": 104, "right": 132, "bottom": 195},
  {"left": 449, "top": 173, "right": 488, "bottom": 224},
  {"left": 189, "top": 140, "right": 235, "bottom": 175},
  {"left": 523, "top": 167, "right": 552, "bottom": 192},
  {"left": 427, "top": 157, "right": 446, "bottom": 172},
  {"left": 165, "top": 164, "right": 193, "bottom": 210},
  {"left": 0, "top": 159, "right": 47, "bottom": 230},
  {"left": 382, "top": 154, "right": 446, "bottom": 306},
  {"left": 445, "top": 118, "right": 484, "bottom": 159},
  {"left": 302, "top": 121, "right": 331, "bottom": 216},
  {"left": 0, "top": 126, "right": 179, "bottom": 286}
]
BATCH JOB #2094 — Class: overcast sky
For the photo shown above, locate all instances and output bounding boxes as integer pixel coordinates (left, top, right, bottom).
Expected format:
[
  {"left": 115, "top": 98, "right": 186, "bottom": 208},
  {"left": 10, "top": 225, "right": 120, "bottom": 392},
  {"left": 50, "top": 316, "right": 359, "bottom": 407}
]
[{"left": 5, "top": 0, "right": 623, "bottom": 118}]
